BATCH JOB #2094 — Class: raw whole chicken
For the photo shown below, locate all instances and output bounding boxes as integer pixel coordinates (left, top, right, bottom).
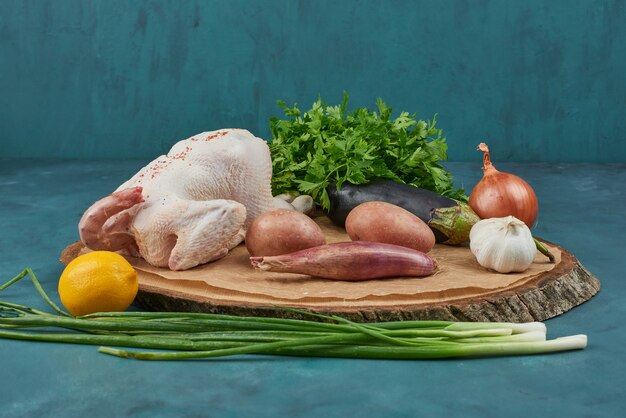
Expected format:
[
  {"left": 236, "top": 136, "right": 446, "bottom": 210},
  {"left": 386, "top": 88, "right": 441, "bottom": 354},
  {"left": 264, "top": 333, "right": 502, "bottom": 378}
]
[{"left": 79, "top": 129, "right": 294, "bottom": 270}]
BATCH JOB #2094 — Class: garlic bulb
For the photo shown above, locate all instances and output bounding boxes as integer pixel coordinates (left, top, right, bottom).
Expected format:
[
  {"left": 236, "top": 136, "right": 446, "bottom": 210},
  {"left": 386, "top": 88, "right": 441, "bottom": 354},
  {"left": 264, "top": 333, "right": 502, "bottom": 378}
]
[{"left": 469, "top": 216, "right": 536, "bottom": 273}]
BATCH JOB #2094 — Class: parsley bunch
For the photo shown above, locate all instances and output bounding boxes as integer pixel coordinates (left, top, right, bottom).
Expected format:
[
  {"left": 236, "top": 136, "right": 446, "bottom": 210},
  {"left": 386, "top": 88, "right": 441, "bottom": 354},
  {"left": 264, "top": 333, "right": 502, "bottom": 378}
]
[{"left": 269, "top": 93, "right": 465, "bottom": 210}]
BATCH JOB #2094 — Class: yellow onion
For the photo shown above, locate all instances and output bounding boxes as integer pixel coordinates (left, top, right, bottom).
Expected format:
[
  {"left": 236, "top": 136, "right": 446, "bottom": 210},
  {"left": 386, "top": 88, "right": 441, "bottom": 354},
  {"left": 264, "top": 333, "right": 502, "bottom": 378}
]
[{"left": 469, "top": 143, "right": 538, "bottom": 228}]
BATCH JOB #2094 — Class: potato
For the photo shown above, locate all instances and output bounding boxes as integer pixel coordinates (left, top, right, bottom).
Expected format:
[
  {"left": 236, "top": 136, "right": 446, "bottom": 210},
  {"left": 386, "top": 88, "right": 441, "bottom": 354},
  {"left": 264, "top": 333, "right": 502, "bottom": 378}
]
[
  {"left": 245, "top": 209, "right": 326, "bottom": 256},
  {"left": 345, "top": 201, "right": 435, "bottom": 253}
]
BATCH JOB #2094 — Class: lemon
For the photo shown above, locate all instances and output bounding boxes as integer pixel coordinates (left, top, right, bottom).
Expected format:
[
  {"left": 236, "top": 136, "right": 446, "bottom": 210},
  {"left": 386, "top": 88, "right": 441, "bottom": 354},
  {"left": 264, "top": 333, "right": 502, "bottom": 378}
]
[{"left": 59, "top": 251, "right": 139, "bottom": 316}]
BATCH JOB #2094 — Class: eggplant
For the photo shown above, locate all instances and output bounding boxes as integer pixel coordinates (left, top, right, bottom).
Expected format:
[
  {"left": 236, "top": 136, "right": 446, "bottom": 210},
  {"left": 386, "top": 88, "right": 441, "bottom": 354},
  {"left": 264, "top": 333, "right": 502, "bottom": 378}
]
[{"left": 326, "top": 180, "right": 479, "bottom": 244}]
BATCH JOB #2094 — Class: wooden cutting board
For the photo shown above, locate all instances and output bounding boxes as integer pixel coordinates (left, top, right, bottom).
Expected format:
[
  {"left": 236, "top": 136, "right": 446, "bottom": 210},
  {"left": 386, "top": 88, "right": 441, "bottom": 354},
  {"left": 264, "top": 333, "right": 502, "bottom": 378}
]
[{"left": 61, "top": 215, "right": 600, "bottom": 323}]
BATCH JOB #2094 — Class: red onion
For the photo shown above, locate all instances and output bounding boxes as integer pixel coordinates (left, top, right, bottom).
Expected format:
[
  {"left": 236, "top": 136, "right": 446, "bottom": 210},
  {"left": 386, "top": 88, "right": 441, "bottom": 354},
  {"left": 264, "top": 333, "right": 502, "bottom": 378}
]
[{"left": 469, "top": 143, "right": 538, "bottom": 227}]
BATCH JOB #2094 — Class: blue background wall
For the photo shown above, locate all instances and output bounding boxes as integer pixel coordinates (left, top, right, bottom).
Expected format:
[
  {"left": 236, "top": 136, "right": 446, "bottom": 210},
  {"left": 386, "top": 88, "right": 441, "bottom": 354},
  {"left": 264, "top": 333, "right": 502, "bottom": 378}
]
[{"left": 1, "top": 0, "right": 624, "bottom": 162}]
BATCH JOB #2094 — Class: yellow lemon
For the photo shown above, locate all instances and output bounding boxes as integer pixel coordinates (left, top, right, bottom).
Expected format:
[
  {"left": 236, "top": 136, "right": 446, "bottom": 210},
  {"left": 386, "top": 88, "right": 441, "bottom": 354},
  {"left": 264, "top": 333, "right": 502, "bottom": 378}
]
[{"left": 59, "top": 251, "right": 138, "bottom": 316}]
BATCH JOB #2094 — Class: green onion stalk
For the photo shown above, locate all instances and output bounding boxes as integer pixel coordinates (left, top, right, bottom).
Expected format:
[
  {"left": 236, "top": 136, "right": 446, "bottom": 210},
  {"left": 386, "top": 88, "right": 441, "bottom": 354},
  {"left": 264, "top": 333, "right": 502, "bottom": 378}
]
[{"left": 0, "top": 269, "right": 587, "bottom": 361}]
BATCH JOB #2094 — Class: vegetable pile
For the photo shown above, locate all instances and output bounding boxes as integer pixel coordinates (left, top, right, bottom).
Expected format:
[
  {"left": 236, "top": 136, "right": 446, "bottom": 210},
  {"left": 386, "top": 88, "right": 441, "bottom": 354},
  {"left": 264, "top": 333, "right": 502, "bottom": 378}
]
[
  {"left": 269, "top": 93, "right": 465, "bottom": 210},
  {"left": 2, "top": 95, "right": 578, "bottom": 362},
  {"left": 0, "top": 269, "right": 587, "bottom": 361}
]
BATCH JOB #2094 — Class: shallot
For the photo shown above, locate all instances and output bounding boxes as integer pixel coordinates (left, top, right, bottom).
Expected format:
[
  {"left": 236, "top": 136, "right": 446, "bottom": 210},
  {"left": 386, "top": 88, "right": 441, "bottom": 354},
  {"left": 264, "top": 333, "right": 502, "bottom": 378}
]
[{"left": 250, "top": 241, "right": 436, "bottom": 280}]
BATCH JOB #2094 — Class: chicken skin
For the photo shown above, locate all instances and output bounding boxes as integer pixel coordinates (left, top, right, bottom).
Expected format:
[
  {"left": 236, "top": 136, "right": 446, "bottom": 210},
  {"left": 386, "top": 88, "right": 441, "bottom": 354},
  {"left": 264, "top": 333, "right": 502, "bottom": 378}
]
[{"left": 79, "top": 129, "right": 276, "bottom": 270}]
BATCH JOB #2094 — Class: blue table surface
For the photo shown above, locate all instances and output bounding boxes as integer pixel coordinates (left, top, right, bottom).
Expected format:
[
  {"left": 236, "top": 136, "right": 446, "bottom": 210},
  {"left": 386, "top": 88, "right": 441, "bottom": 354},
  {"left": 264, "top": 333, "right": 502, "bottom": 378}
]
[{"left": 0, "top": 159, "right": 625, "bottom": 418}]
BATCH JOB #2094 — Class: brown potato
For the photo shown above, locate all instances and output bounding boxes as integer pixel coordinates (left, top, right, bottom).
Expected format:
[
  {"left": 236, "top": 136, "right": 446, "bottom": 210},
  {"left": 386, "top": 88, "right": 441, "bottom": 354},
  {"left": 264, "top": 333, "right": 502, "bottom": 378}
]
[
  {"left": 245, "top": 209, "right": 326, "bottom": 256},
  {"left": 345, "top": 201, "right": 435, "bottom": 253}
]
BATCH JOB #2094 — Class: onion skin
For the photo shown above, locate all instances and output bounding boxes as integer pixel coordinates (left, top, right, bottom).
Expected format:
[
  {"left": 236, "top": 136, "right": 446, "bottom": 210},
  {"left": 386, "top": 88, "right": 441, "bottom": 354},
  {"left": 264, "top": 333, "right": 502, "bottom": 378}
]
[
  {"left": 250, "top": 241, "right": 436, "bottom": 280},
  {"left": 469, "top": 143, "right": 538, "bottom": 228}
]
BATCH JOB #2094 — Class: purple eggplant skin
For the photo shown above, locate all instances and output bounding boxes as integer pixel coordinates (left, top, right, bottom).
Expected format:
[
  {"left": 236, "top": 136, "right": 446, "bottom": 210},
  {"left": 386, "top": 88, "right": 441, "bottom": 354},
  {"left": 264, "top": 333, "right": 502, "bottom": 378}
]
[{"left": 326, "top": 180, "right": 478, "bottom": 244}]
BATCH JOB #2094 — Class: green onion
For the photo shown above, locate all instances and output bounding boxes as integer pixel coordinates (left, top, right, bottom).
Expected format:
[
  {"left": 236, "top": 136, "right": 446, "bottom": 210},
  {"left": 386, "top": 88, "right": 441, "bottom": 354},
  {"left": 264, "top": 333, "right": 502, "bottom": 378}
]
[
  {"left": 0, "top": 268, "right": 70, "bottom": 316},
  {"left": 0, "top": 269, "right": 587, "bottom": 361},
  {"left": 253, "top": 336, "right": 588, "bottom": 360}
]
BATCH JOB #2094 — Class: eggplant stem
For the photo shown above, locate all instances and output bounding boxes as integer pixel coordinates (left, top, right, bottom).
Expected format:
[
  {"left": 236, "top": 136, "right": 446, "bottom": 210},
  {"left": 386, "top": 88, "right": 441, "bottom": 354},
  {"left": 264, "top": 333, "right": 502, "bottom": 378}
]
[
  {"left": 534, "top": 238, "right": 555, "bottom": 263},
  {"left": 428, "top": 202, "right": 480, "bottom": 245}
]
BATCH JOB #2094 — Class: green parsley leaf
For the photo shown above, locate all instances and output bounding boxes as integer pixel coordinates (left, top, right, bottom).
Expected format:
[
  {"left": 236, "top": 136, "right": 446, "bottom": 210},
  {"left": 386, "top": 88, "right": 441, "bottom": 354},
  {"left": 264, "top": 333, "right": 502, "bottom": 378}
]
[{"left": 269, "top": 93, "right": 466, "bottom": 210}]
